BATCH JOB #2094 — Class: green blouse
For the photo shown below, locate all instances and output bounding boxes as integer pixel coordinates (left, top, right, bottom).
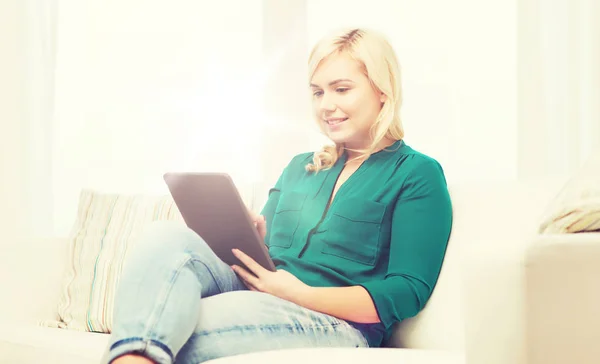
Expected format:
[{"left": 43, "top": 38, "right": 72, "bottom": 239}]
[{"left": 260, "top": 139, "right": 453, "bottom": 346}]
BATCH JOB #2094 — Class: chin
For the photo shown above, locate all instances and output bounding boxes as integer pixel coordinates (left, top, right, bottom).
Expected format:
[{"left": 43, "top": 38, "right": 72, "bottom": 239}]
[
  {"left": 326, "top": 133, "right": 349, "bottom": 145},
  {"left": 327, "top": 130, "right": 359, "bottom": 145}
]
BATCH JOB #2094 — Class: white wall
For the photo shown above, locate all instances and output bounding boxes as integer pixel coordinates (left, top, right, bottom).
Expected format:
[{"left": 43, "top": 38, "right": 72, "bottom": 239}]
[
  {"left": 518, "top": 0, "right": 600, "bottom": 178},
  {"left": 51, "top": 0, "right": 264, "bottom": 235},
  {"left": 0, "top": 0, "right": 28, "bottom": 244}
]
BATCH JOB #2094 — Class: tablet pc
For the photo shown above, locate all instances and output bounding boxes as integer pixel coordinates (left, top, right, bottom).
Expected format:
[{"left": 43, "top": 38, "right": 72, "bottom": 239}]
[{"left": 163, "top": 172, "right": 276, "bottom": 272}]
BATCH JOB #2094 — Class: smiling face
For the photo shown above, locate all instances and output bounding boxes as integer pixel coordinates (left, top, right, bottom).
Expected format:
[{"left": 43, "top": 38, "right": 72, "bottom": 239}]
[{"left": 310, "top": 52, "right": 386, "bottom": 151}]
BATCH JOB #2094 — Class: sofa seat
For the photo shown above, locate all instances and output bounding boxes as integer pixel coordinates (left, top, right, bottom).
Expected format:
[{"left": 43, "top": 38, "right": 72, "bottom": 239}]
[
  {"left": 205, "top": 348, "right": 464, "bottom": 364},
  {"left": 0, "top": 322, "right": 464, "bottom": 364},
  {"left": 0, "top": 323, "right": 109, "bottom": 364}
]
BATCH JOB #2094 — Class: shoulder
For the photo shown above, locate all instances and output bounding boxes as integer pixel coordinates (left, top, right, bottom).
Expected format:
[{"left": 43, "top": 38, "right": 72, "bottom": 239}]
[
  {"left": 392, "top": 142, "right": 445, "bottom": 177},
  {"left": 383, "top": 143, "right": 451, "bottom": 212},
  {"left": 386, "top": 141, "right": 448, "bottom": 188}
]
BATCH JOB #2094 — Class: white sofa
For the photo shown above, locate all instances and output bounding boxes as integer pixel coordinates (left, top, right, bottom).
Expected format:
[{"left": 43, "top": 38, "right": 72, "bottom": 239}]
[{"left": 1, "top": 178, "right": 599, "bottom": 364}]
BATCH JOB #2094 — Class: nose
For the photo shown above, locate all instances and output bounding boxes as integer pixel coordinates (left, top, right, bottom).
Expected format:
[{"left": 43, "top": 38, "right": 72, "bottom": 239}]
[{"left": 319, "top": 92, "right": 337, "bottom": 114}]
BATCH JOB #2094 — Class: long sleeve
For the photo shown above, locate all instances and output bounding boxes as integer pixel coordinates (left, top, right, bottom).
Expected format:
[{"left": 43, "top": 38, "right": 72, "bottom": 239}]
[
  {"left": 360, "top": 160, "right": 453, "bottom": 329},
  {"left": 260, "top": 171, "right": 285, "bottom": 247}
]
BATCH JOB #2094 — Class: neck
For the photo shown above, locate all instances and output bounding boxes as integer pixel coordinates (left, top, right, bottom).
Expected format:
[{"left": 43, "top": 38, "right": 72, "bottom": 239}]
[{"left": 344, "top": 137, "right": 396, "bottom": 159}]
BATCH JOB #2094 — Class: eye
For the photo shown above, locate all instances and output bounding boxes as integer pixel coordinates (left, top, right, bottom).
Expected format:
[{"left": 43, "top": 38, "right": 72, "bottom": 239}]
[
  {"left": 312, "top": 90, "right": 323, "bottom": 97},
  {"left": 336, "top": 88, "right": 349, "bottom": 93}
]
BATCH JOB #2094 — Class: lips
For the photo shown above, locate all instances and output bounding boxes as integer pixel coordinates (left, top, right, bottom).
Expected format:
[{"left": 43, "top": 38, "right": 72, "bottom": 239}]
[{"left": 325, "top": 118, "right": 348, "bottom": 126}]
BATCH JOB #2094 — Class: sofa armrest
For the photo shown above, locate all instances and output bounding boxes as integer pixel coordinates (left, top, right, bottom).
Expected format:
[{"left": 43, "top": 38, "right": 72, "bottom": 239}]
[
  {"left": 0, "top": 237, "right": 70, "bottom": 325},
  {"left": 460, "top": 237, "right": 531, "bottom": 364},
  {"left": 525, "top": 233, "right": 600, "bottom": 364}
]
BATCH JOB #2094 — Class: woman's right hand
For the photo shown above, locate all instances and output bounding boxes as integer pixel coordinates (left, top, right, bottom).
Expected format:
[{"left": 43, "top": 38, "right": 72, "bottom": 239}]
[{"left": 248, "top": 209, "right": 267, "bottom": 241}]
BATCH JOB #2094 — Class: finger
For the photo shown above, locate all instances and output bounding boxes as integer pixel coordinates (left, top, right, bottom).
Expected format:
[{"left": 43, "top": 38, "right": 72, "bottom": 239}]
[
  {"left": 242, "top": 280, "right": 259, "bottom": 292},
  {"left": 231, "top": 264, "right": 260, "bottom": 288},
  {"left": 232, "top": 249, "right": 266, "bottom": 277},
  {"left": 239, "top": 277, "right": 254, "bottom": 290},
  {"left": 256, "top": 216, "right": 267, "bottom": 240},
  {"left": 242, "top": 278, "right": 260, "bottom": 292},
  {"left": 247, "top": 209, "right": 260, "bottom": 224}
]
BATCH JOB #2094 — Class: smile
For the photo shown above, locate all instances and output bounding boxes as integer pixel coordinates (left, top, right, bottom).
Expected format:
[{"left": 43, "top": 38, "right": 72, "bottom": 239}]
[{"left": 325, "top": 118, "right": 348, "bottom": 126}]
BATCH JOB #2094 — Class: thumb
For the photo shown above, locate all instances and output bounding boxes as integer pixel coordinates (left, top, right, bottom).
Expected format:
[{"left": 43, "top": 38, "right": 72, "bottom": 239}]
[
  {"left": 256, "top": 215, "right": 266, "bottom": 228},
  {"left": 257, "top": 215, "right": 267, "bottom": 239}
]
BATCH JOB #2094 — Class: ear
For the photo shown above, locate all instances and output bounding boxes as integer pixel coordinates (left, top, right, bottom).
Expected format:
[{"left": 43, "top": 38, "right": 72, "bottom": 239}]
[{"left": 380, "top": 93, "right": 387, "bottom": 104}]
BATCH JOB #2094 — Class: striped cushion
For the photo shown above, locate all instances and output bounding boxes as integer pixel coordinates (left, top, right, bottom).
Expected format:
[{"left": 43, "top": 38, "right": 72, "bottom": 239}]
[
  {"left": 46, "top": 190, "right": 183, "bottom": 333},
  {"left": 46, "top": 181, "right": 256, "bottom": 333},
  {"left": 48, "top": 190, "right": 185, "bottom": 332}
]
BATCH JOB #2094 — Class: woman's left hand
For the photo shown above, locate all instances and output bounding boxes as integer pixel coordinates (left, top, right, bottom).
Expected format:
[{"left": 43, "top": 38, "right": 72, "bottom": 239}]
[{"left": 231, "top": 248, "right": 311, "bottom": 302}]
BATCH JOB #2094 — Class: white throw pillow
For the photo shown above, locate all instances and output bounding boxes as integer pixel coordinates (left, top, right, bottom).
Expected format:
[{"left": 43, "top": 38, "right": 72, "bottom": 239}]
[{"left": 539, "top": 152, "right": 600, "bottom": 234}]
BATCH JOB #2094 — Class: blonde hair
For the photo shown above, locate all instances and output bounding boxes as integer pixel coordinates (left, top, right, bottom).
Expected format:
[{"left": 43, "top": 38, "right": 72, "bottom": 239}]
[{"left": 306, "top": 28, "right": 404, "bottom": 173}]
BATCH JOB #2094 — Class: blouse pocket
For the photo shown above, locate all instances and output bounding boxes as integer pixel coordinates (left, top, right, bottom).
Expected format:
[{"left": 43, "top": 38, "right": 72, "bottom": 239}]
[
  {"left": 269, "top": 191, "right": 306, "bottom": 248},
  {"left": 320, "top": 198, "right": 386, "bottom": 266}
]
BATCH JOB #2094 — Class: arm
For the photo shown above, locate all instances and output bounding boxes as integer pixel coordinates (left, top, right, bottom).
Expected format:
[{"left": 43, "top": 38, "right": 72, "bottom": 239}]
[
  {"left": 295, "top": 161, "right": 452, "bottom": 325},
  {"left": 258, "top": 172, "right": 285, "bottom": 247},
  {"left": 360, "top": 160, "right": 453, "bottom": 328}
]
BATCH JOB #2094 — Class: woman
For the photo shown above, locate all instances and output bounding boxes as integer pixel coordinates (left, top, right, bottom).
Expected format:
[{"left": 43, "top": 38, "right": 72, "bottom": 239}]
[{"left": 103, "top": 27, "right": 453, "bottom": 364}]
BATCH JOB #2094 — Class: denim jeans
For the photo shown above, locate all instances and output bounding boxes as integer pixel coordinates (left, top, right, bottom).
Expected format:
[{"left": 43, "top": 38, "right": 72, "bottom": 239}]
[{"left": 101, "top": 221, "right": 369, "bottom": 364}]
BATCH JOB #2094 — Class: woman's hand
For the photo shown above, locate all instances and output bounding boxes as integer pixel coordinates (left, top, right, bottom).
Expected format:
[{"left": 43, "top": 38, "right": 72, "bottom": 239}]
[
  {"left": 247, "top": 209, "right": 267, "bottom": 241},
  {"left": 231, "top": 248, "right": 310, "bottom": 302}
]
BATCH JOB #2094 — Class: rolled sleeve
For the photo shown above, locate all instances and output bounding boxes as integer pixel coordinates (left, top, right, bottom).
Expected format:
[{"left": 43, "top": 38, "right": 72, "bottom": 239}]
[{"left": 361, "top": 160, "right": 453, "bottom": 329}]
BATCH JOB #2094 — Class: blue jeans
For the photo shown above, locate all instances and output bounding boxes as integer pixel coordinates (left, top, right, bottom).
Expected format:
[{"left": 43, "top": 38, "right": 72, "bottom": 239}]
[{"left": 101, "top": 221, "right": 369, "bottom": 364}]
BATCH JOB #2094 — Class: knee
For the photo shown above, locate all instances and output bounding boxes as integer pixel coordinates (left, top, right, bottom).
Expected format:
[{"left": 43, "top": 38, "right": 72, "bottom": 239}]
[
  {"left": 130, "top": 221, "right": 211, "bottom": 259},
  {"left": 142, "top": 220, "right": 190, "bottom": 240}
]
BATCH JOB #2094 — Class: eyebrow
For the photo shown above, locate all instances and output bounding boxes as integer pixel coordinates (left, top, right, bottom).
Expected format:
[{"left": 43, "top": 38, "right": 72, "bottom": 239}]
[{"left": 309, "top": 78, "right": 355, "bottom": 88}]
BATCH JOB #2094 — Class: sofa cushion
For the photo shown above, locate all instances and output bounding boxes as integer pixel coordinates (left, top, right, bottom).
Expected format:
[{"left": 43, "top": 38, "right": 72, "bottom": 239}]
[
  {"left": 49, "top": 182, "right": 256, "bottom": 334},
  {"left": 0, "top": 324, "right": 463, "bottom": 364},
  {"left": 0, "top": 323, "right": 109, "bottom": 364},
  {"left": 204, "top": 347, "right": 464, "bottom": 364},
  {"left": 539, "top": 153, "right": 600, "bottom": 233}
]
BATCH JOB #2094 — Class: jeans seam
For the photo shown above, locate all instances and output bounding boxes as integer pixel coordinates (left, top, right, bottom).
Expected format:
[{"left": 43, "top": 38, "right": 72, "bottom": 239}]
[
  {"left": 195, "top": 320, "right": 353, "bottom": 336},
  {"left": 195, "top": 321, "right": 368, "bottom": 348},
  {"left": 140, "top": 251, "right": 235, "bottom": 344},
  {"left": 142, "top": 254, "right": 191, "bottom": 344},
  {"left": 188, "top": 255, "right": 228, "bottom": 294}
]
